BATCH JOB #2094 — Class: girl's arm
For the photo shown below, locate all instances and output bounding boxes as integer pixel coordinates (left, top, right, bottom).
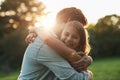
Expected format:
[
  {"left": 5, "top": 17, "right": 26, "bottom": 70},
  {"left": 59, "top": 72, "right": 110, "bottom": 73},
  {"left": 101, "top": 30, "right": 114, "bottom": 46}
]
[
  {"left": 45, "top": 36, "right": 82, "bottom": 62},
  {"left": 35, "top": 28, "right": 82, "bottom": 62}
]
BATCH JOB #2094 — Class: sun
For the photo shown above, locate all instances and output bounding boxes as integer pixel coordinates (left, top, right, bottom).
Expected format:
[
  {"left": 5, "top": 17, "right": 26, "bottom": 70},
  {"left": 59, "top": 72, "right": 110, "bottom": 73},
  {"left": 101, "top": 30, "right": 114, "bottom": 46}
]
[
  {"left": 35, "top": 12, "right": 56, "bottom": 31},
  {"left": 42, "top": 13, "right": 55, "bottom": 30}
]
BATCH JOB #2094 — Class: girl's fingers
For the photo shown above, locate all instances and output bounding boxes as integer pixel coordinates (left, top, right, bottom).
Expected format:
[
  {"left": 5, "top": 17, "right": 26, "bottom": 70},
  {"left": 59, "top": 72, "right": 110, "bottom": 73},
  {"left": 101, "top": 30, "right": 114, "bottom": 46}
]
[{"left": 25, "top": 33, "right": 36, "bottom": 43}]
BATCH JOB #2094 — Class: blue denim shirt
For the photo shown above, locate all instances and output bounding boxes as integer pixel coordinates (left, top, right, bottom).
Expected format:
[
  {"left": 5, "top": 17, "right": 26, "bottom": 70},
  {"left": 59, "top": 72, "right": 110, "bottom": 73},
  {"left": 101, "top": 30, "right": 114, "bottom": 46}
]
[{"left": 18, "top": 37, "right": 88, "bottom": 80}]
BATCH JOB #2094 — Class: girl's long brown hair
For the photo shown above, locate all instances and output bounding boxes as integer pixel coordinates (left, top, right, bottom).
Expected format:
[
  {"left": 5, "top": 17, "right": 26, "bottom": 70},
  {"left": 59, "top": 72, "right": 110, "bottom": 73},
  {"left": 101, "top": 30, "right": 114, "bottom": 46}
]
[{"left": 65, "top": 21, "right": 91, "bottom": 54}]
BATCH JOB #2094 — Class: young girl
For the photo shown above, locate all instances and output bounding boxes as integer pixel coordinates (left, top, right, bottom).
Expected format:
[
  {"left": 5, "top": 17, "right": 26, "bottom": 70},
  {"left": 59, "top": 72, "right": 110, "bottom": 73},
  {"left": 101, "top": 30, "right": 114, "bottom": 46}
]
[
  {"left": 60, "top": 21, "right": 90, "bottom": 61},
  {"left": 60, "top": 20, "right": 92, "bottom": 79}
]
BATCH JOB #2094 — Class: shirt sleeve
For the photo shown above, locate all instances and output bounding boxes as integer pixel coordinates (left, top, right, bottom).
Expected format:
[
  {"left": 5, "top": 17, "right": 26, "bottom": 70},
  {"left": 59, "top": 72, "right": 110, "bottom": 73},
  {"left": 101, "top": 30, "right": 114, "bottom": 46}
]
[{"left": 36, "top": 42, "right": 88, "bottom": 80}]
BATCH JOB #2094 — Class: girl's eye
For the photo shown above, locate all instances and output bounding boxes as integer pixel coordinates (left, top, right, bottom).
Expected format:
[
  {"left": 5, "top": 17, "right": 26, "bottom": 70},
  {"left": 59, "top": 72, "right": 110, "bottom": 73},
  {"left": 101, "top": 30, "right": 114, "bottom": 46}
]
[
  {"left": 72, "top": 36, "right": 79, "bottom": 39},
  {"left": 64, "top": 32, "right": 69, "bottom": 36}
]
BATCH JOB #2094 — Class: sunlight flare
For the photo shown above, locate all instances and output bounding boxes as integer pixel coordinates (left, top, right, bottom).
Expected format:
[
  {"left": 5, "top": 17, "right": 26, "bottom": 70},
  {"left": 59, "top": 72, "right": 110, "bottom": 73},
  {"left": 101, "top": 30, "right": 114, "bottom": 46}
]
[{"left": 35, "top": 13, "right": 55, "bottom": 31}]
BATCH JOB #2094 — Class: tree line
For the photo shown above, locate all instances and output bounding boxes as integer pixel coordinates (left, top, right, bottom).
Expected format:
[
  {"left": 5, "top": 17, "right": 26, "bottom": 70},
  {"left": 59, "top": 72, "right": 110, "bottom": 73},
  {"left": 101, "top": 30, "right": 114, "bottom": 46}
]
[{"left": 88, "top": 14, "right": 120, "bottom": 58}]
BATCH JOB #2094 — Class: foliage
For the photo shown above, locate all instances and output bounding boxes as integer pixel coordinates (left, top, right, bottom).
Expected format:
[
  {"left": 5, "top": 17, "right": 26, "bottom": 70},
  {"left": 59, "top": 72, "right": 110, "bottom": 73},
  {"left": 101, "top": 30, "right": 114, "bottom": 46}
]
[
  {"left": 0, "top": 0, "right": 46, "bottom": 38},
  {"left": 88, "top": 14, "right": 120, "bottom": 57},
  {"left": 0, "top": 28, "right": 28, "bottom": 71},
  {"left": 0, "top": 0, "right": 46, "bottom": 71}
]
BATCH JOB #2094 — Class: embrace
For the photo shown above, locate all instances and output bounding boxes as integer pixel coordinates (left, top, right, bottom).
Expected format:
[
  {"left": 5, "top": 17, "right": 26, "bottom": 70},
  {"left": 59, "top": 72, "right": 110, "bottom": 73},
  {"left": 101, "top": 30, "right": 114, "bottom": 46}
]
[{"left": 18, "top": 7, "right": 93, "bottom": 80}]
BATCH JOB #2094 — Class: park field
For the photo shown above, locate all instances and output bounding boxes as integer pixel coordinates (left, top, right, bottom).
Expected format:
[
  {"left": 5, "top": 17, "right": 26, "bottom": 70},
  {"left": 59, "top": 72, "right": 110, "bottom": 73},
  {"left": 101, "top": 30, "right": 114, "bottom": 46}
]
[
  {"left": 89, "top": 57, "right": 120, "bottom": 80},
  {"left": 0, "top": 57, "right": 120, "bottom": 80}
]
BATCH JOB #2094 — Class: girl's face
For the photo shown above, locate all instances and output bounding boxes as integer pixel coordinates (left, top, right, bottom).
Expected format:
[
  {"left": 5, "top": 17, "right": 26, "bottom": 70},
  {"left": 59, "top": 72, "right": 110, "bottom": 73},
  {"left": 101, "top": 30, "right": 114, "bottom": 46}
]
[{"left": 60, "top": 25, "right": 80, "bottom": 49}]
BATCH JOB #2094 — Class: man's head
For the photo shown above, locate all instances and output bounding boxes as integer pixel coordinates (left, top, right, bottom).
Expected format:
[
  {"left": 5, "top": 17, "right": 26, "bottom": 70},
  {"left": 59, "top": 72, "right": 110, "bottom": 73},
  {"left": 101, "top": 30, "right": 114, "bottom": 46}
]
[
  {"left": 53, "top": 7, "right": 88, "bottom": 37},
  {"left": 56, "top": 7, "right": 87, "bottom": 26}
]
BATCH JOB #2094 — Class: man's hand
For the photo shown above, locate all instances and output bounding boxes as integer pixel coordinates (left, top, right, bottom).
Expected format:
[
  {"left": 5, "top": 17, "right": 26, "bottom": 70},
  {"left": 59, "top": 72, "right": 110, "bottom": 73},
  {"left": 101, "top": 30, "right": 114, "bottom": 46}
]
[
  {"left": 25, "top": 33, "right": 37, "bottom": 43},
  {"left": 71, "top": 55, "right": 93, "bottom": 72}
]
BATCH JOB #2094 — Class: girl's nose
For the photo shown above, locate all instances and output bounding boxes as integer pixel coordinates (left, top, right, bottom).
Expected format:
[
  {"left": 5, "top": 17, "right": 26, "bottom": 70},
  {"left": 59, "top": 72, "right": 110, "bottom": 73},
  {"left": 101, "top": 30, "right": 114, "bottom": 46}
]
[{"left": 67, "top": 36, "right": 72, "bottom": 41}]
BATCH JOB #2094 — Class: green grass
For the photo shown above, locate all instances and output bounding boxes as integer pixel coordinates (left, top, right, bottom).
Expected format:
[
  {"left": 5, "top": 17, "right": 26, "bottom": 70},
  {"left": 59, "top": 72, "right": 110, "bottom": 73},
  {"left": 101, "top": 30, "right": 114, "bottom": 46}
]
[
  {"left": 0, "top": 57, "right": 120, "bottom": 80},
  {"left": 89, "top": 57, "right": 120, "bottom": 80},
  {"left": 0, "top": 70, "right": 19, "bottom": 80}
]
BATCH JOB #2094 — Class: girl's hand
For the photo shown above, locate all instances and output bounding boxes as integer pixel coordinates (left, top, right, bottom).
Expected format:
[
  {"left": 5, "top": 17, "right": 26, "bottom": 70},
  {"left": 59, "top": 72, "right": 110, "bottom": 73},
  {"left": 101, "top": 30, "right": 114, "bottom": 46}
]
[
  {"left": 35, "top": 27, "right": 51, "bottom": 41},
  {"left": 25, "top": 26, "right": 45, "bottom": 43},
  {"left": 25, "top": 33, "right": 37, "bottom": 43},
  {"left": 71, "top": 55, "right": 93, "bottom": 72}
]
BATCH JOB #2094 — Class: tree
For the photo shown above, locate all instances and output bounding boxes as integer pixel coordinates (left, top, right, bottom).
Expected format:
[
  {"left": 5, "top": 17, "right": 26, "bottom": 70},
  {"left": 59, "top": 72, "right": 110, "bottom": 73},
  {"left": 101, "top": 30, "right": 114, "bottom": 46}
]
[
  {"left": 90, "top": 14, "right": 120, "bottom": 57},
  {"left": 0, "top": 0, "right": 46, "bottom": 37},
  {"left": 0, "top": 0, "right": 46, "bottom": 71},
  {"left": 87, "top": 24, "right": 97, "bottom": 58}
]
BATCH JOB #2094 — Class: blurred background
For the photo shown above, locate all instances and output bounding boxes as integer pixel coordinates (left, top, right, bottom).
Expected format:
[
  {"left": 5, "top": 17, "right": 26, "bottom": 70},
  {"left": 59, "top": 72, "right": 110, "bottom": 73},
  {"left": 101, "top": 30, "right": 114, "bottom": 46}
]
[{"left": 0, "top": 0, "right": 120, "bottom": 80}]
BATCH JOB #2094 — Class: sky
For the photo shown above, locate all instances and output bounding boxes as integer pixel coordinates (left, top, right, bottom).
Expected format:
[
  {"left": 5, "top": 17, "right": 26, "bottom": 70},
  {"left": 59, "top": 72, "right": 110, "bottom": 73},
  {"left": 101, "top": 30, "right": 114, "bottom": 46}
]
[
  {"left": 0, "top": 0, "right": 120, "bottom": 25},
  {"left": 39, "top": 0, "right": 120, "bottom": 24}
]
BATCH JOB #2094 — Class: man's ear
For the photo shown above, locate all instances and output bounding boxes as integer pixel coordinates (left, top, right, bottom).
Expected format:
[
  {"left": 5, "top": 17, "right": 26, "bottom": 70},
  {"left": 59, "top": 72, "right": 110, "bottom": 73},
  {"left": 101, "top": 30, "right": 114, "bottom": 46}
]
[{"left": 66, "top": 18, "right": 71, "bottom": 23}]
